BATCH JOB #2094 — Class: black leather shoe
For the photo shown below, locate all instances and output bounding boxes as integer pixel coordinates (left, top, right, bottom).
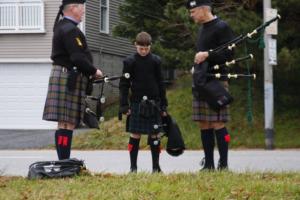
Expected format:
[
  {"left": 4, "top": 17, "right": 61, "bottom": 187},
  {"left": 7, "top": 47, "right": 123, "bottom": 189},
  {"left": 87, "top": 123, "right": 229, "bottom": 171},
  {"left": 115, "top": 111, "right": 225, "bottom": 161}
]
[
  {"left": 199, "top": 157, "right": 215, "bottom": 171},
  {"left": 152, "top": 166, "right": 162, "bottom": 173},
  {"left": 217, "top": 159, "right": 228, "bottom": 171},
  {"left": 130, "top": 166, "right": 137, "bottom": 173}
]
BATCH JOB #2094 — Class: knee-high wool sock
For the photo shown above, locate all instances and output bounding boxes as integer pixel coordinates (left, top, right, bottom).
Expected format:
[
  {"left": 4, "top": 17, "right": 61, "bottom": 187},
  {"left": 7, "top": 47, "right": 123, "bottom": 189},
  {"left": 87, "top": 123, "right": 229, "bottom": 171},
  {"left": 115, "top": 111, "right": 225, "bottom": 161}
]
[
  {"left": 149, "top": 137, "right": 161, "bottom": 172},
  {"left": 55, "top": 129, "right": 73, "bottom": 160},
  {"left": 201, "top": 129, "right": 215, "bottom": 169},
  {"left": 128, "top": 137, "right": 140, "bottom": 171},
  {"left": 215, "top": 127, "right": 230, "bottom": 169}
]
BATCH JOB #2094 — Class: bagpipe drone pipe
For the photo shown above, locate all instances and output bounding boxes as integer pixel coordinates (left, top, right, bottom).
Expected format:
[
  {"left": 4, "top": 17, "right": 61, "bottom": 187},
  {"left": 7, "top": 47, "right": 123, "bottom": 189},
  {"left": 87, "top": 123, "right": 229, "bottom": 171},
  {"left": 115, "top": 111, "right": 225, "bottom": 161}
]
[
  {"left": 83, "top": 73, "right": 130, "bottom": 129},
  {"left": 192, "top": 14, "right": 280, "bottom": 111}
]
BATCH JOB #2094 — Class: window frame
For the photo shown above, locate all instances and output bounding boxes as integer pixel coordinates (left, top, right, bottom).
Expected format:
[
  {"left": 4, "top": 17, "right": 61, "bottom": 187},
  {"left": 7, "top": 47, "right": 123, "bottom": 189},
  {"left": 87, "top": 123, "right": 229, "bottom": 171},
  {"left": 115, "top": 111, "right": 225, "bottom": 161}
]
[
  {"left": 99, "top": 0, "right": 109, "bottom": 34},
  {"left": 78, "top": 4, "right": 86, "bottom": 34}
]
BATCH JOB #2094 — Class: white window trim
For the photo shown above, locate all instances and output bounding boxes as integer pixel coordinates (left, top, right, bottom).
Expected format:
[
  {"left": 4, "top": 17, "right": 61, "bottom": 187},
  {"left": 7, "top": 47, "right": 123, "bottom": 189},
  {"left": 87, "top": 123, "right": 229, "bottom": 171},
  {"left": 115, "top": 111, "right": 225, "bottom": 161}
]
[
  {"left": 100, "top": 0, "right": 109, "bottom": 34},
  {"left": 78, "top": 4, "right": 86, "bottom": 34},
  {"left": 0, "top": 0, "right": 45, "bottom": 34}
]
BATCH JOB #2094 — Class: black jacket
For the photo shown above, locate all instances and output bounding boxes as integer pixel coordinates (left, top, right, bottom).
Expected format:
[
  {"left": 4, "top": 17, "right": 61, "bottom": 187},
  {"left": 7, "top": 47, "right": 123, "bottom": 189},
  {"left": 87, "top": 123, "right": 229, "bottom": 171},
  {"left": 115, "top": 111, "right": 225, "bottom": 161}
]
[
  {"left": 119, "top": 53, "right": 168, "bottom": 111},
  {"left": 51, "top": 18, "right": 97, "bottom": 76},
  {"left": 196, "top": 17, "right": 235, "bottom": 81}
]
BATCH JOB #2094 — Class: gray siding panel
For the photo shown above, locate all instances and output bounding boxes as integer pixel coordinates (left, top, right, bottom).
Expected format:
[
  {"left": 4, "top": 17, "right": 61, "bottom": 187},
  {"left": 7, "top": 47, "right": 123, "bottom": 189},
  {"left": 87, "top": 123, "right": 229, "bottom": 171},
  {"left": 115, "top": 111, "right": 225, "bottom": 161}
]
[
  {"left": 0, "top": 0, "right": 60, "bottom": 60},
  {"left": 86, "top": 0, "right": 134, "bottom": 57}
]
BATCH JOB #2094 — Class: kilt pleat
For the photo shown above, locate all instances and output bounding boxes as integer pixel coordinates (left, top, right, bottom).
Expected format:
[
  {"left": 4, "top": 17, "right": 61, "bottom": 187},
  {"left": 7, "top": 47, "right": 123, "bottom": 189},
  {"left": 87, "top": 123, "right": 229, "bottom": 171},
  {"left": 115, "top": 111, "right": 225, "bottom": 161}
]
[
  {"left": 127, "top": 102, "right": 162, "bottom": 134},
  {"left": 192, "top": 81, "right": 230, "bottom": 122},
  {"left": 43, "top": 65, "right": 88, "bottom": 126}
]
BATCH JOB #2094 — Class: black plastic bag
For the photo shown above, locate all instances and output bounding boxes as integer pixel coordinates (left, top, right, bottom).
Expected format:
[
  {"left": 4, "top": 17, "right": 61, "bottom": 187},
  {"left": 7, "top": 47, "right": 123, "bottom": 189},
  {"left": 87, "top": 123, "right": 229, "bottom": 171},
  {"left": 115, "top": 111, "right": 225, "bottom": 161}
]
[{"left": 27, "top": 158, "right": 85, "bottom": 179}]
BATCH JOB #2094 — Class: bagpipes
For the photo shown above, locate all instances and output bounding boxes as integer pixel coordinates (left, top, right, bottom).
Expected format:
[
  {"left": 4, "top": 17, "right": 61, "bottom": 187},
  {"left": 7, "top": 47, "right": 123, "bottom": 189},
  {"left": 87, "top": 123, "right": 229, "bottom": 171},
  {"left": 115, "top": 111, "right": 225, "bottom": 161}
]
[
  {"left": 153, "top": 114, "right": 185, "bottom": 157},
  {"left": 83, "top": 73, "right": 130, "bottom": 129},
  {"left": 192, "top": 14, "right": 281, "bottom": 111}
]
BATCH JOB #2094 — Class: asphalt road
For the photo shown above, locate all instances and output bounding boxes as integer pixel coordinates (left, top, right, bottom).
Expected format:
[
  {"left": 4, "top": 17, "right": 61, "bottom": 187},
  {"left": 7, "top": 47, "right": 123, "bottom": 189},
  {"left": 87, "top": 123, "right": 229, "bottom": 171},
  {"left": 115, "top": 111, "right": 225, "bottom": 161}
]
[
  {"left": 1, "top": 150, "right": 300, "bottom": 176},
  {"left": 0, "top": 129, "right": 87, "bottom": 149},
  {"left": 1, "top": 130, "right": 299, "bottom": 176}
]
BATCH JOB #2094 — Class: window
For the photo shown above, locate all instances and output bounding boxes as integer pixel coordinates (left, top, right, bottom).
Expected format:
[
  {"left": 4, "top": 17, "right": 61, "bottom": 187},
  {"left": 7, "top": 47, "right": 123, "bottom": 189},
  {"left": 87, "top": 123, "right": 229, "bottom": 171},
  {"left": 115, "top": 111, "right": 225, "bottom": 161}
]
[
  {"left": 100, "top": 0, "right": 109, "bottom": 34},
  {"left": 0, "top": 0, "right": 45, "bottom": 34}
]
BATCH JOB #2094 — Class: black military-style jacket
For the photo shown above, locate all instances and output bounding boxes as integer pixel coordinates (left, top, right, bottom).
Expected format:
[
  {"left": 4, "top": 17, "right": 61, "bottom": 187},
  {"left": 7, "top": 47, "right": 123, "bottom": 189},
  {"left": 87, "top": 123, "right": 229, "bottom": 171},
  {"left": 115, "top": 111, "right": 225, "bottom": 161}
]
[
  {"left": 51, "top": 17, "right": 96, "bottom": 76},
  {"left": 196, "top": 17, "right": 235, "bottom": 81},
  {"left": 119, "top": 53, "right": 168, "bottom": 111}
]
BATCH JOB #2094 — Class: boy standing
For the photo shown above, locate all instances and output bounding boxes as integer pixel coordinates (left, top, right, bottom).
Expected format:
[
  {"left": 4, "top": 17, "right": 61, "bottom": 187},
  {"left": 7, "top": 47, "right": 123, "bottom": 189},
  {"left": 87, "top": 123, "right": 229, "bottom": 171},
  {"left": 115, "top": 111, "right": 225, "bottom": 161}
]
[{"left": 119, "top": 32, "right": 168, "bottom": 173}]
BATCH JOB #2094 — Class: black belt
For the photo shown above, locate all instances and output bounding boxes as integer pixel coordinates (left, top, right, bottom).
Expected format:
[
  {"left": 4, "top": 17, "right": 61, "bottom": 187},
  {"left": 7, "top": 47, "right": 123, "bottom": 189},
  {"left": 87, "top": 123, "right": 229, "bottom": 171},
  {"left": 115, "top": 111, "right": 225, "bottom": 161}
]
[{"left": 53, "top": 65, "right": 80, "bottom": 75}]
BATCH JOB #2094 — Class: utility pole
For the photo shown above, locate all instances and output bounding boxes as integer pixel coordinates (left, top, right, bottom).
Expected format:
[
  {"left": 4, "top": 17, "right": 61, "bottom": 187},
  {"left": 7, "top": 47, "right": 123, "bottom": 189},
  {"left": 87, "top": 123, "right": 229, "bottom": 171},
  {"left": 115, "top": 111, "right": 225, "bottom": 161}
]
[{"left": 263, "top": 0, "right": 277, "bottom": 149}]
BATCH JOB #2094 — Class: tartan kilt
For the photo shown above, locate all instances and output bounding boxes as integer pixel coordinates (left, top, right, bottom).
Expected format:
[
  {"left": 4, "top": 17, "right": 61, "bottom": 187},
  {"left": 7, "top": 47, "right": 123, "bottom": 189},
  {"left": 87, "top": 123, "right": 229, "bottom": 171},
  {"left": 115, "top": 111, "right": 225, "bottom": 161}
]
[
  {"left": 192, "top": 81, "right": 230, "bottom": 122},
  {"left": 42, "top": 65, "right": 88, "bottom": 126},
  {"left": 126, "top": 102, "right": 162, "bottom": 134}
]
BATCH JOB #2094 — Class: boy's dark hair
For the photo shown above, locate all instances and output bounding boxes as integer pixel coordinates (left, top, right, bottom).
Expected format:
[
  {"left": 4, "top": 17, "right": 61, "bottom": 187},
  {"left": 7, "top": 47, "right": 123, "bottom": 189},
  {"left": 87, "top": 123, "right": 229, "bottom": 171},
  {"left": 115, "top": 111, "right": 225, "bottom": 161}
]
[{"left": 135, "top": 32, "right": 152, "bottom": 46}]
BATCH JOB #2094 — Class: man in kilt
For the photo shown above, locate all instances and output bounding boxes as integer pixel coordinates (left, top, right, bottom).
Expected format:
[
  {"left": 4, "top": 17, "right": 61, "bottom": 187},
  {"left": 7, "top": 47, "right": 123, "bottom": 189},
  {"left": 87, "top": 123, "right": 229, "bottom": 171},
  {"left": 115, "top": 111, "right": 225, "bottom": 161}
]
[
  {"left": 43, "top": 0, "right": 103, "bottom": 160},
  {"left": 119, "top": 32, "right": 168, "bottom": 173},
  {"left": 186, "top": 0, "right": 235, "bottom": 170}
]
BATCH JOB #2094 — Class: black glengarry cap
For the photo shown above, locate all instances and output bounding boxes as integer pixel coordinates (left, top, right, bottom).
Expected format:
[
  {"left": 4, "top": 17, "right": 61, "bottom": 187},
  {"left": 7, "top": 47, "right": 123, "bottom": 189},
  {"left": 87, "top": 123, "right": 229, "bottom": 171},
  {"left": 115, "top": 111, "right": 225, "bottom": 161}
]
[
  {"left": 62, "top": 0, "right": 85, "bottom": 6},
  {"left": 186, "top": 0, "right": 212, "bottom": 9}
]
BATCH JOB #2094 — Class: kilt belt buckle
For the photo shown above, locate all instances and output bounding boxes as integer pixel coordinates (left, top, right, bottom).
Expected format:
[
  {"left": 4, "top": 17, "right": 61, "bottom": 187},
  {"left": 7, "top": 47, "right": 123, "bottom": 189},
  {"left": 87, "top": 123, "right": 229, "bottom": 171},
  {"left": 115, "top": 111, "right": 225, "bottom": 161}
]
[{"left": 62, "top": 67, "right": 68, "bottom": 73}]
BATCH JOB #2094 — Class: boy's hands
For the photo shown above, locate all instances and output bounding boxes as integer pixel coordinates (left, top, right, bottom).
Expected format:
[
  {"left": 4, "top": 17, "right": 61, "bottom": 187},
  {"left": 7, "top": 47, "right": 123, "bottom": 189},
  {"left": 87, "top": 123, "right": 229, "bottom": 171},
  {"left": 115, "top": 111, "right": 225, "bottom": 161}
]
[{"left": 161, "top": 111, "right": 167, "bottom": 117}]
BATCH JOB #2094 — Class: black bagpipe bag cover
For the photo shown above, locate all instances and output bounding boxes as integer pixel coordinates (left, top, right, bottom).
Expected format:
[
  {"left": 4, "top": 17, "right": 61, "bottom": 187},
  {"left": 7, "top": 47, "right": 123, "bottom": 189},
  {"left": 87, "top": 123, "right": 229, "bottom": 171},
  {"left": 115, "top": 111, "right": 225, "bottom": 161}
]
[
  {"left": 162, "top": 115, "right": 185, "bottom": 156},
  {"left": 201, "top": 79, "right": 233, "bottom": 112}
]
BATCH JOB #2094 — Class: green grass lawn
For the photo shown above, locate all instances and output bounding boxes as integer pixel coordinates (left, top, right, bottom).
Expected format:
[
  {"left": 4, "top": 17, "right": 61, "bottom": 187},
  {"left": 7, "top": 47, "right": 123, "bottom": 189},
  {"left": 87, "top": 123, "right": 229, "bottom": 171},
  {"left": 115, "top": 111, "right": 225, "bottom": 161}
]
[
  {"left": 1, "top": 172, "right": 299, "bottom": 199},
  {"left": 72, "top": 74, "right": 300, "bottom": 150}
]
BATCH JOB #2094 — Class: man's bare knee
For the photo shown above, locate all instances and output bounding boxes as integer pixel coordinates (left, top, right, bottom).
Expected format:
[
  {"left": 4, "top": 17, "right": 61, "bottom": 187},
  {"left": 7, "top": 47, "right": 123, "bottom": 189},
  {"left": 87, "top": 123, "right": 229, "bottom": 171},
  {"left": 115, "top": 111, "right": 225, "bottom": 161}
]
[
  {"left": 212, "top": 122, "right": 225, "bottom": 130},
  {"left": 199, "top": 121, "right": 211, "bottom": 130},
  {"left": 130, "top": 133, "right": 141, "bottom": 139},
  {"left": 58, "top": 122, "right": 75, "bottom": 130}
]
